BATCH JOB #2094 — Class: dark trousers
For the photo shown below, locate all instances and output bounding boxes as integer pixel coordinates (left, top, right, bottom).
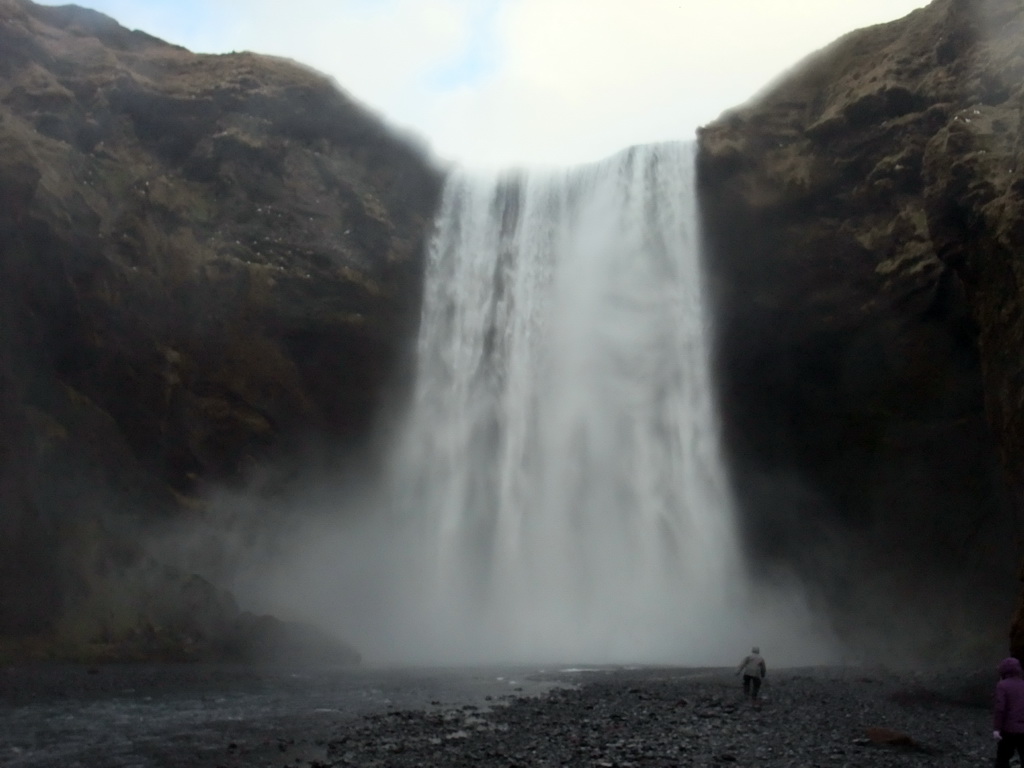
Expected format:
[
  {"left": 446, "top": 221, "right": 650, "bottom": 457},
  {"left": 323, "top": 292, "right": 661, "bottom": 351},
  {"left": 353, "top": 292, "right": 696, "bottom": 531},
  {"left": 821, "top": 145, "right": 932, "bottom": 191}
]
[
  {"left": 997, "top": 732, "right": 1024, "bottom": 768},
  {"left": 742, "top": 675, "right": 762, "bottom": 699}
]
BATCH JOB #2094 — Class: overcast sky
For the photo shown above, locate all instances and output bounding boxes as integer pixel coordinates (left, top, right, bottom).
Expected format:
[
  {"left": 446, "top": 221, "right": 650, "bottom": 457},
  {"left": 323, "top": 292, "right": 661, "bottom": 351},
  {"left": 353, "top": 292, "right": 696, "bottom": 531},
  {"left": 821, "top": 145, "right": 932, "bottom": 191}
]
[{"left": 48, "top": 0, "right": 930, "bottom": 169}]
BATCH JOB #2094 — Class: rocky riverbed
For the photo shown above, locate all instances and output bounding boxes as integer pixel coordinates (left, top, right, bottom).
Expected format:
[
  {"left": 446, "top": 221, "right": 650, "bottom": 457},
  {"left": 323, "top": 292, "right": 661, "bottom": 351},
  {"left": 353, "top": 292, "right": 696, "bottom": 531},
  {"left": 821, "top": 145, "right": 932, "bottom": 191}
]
[
  {"left": 323, "top": 666, "right": 998, "bottom": 768},
  {"left": 2, "top": 664, "right": 1000, "bottom": 767}
]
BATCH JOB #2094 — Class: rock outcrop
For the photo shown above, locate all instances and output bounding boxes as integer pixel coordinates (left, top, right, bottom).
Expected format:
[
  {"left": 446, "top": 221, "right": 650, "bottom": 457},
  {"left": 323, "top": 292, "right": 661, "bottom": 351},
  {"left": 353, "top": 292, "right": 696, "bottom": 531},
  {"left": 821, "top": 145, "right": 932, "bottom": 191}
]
[
  {"left": 0, "top": 0, "right": 442, "bottom": 660},
  {"left": 698, "top": 0, "right": 1024, "bottom": 659}
]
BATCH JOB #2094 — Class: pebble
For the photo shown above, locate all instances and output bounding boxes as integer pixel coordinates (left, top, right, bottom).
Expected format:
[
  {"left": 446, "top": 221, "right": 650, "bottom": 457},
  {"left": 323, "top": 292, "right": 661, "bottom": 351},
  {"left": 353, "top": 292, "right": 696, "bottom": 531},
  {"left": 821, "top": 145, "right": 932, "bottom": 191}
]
[{"left": 321, "top": 667, "right": 994, "bottom": 768}]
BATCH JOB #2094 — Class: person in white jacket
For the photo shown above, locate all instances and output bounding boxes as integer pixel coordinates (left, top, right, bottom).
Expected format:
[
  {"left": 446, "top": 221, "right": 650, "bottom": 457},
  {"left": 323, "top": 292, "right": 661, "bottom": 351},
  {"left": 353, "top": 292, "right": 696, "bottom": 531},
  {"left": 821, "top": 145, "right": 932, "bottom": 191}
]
[{"left": 736, "top": 646, "right": 767, "bottom": 701}]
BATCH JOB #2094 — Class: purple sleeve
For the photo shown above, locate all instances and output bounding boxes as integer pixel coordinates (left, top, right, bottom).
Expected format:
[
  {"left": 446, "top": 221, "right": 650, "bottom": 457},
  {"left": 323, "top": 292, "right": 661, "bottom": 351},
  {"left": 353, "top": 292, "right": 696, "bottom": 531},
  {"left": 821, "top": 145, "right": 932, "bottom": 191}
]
[{"left": 995, "top": 683, "right": 1007, "bottom": 731}]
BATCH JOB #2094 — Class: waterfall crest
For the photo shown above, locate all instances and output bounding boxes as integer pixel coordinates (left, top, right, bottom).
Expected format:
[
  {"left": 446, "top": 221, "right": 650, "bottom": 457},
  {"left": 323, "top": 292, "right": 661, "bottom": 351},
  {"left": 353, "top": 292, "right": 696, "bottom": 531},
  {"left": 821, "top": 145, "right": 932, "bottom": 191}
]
[{"left": 386, "top": 142, "right": 745, "bottom": 663}]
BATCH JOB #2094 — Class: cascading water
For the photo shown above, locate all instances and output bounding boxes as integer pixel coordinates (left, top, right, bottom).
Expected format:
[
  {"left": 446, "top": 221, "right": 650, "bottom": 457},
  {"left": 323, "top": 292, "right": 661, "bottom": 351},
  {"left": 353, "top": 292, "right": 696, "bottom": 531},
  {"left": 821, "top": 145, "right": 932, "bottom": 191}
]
[{"left": 384, "top": 142, "right": 746, "bottom": 664}]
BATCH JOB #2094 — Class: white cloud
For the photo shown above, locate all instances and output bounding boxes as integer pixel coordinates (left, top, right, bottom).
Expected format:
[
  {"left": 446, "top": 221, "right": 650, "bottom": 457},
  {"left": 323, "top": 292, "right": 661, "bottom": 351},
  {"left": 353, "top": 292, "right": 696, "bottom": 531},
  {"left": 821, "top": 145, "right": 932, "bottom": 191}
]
[
  {"left": 46, "top": 0, "right": 930, "bottom": 168},
  {"left": 220, "top": 0, "right": 473, "bottom": 96},
  {"left": 417, "top": 0, "right": 931, "bottom": 168}
]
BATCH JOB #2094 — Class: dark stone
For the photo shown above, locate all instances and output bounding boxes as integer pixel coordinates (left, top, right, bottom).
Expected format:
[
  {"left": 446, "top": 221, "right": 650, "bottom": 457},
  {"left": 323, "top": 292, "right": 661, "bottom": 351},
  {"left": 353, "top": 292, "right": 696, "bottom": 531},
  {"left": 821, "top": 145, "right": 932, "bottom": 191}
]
[
  {"left": 0, "top": 0, "right": 441, "bottom": 661},
  {"left": 698, "top": 0, "right": 1024, "bottom": 660}
]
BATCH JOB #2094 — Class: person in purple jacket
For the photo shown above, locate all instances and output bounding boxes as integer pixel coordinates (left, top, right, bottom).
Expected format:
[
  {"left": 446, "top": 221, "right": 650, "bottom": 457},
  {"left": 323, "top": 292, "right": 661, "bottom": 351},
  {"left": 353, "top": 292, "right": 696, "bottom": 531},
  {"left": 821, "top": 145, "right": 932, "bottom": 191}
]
[{"left": 994, "top": 656, "right": 1024, "bottom": 768}]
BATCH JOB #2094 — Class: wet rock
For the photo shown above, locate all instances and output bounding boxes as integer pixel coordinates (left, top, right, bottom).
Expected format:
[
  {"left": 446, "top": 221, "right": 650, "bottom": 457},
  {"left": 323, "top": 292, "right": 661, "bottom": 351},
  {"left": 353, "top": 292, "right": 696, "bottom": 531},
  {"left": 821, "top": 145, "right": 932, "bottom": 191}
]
[
  {"left": 698, "top": 0, "right": 1023, "bottom": 660},
  {"left": 0, "top": 0, "right": 441, "bottom": 661},
  {"left": 317, "top": 668, "right": 992, "bottom": 768},
  {"left": 864, "top": 726, "right": 916, "bottom": 746}
]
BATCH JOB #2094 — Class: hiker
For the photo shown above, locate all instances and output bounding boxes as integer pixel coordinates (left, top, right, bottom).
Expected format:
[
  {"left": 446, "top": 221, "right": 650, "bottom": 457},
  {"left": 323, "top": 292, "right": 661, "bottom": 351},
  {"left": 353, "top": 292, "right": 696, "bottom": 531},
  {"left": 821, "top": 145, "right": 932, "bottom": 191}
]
[
  {"left": 735, "top": 646, "right": 766, "bottom": 701},
  {"left": 994, "top": 656, "right": 1024, "bottom": 768}
]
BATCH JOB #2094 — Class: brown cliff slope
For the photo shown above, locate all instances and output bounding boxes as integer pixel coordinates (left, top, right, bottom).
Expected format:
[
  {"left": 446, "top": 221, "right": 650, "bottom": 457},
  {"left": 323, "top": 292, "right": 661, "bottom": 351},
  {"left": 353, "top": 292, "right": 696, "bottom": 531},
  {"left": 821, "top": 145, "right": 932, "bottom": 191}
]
[
  {"left": 698, "top": 0, "right": 1023, "bottom": 659},
  {"left": 0, "top": 0, "right": 441, "bottom": 659}
]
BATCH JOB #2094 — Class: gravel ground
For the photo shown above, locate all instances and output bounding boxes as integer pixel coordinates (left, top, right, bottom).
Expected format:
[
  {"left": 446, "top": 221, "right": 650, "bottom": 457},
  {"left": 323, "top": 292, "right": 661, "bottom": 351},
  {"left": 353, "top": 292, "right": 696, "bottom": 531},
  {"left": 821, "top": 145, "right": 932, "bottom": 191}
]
[
  {"left": 320, "top": 667, "right": 996, "bottom": 768},
  {"left": 2, "top": 664, "right": 1001, "bottom": 767}
]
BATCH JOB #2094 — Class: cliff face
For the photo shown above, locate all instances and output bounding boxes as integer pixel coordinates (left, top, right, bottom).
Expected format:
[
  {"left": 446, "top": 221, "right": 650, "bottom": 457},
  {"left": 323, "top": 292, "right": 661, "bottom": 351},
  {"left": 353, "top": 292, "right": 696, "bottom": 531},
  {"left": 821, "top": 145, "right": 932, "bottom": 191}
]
[
  {"left": 0, "top": 0, "right": 442, "bottom": 658},
  {"left": 698, "top": 0, "right": 1024, "bottom": 658}
]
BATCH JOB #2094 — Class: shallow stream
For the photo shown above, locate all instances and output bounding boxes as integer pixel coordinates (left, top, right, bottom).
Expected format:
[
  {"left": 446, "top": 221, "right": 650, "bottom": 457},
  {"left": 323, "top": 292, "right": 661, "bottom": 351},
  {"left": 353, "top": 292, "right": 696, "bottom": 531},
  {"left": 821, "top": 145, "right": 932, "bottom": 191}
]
[{"left": 1, "top": 663, "right": 567, "bottom": 767}]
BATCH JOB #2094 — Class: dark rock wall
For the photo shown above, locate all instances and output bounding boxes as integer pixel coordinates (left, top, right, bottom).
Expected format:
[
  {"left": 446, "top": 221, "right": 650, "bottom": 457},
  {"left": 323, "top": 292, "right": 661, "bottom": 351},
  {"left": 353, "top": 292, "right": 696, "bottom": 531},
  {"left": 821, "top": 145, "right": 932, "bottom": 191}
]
[
  {"left": 697, "top": 0, "right": 1024, "bottom": 659},
  {"left": 0, "top": 0, "right": 442, "bottom": 657}
]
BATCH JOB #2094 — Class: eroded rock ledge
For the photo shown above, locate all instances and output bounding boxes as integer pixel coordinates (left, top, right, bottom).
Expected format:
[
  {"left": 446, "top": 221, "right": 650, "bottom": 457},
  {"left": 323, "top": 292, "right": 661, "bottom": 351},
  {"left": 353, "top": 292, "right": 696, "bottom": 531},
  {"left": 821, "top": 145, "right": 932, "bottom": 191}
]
[{"left": 698, "top": 0, "right": 1024, "bottom": 658}]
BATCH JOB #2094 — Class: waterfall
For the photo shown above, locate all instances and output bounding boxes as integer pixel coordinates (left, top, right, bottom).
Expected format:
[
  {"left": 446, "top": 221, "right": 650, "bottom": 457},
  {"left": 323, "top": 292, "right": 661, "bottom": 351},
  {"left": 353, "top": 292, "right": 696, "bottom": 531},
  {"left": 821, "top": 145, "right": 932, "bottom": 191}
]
[{"left": 382, "top": 141, "right": 745, "bottom": 664}]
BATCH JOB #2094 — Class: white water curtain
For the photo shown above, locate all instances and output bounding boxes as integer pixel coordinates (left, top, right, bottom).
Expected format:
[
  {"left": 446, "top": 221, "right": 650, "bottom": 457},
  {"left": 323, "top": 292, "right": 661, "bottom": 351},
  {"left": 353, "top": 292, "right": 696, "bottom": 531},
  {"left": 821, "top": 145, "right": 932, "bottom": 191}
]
[{"left": 385, "top": 142, "right": 743, "bottom": 663}]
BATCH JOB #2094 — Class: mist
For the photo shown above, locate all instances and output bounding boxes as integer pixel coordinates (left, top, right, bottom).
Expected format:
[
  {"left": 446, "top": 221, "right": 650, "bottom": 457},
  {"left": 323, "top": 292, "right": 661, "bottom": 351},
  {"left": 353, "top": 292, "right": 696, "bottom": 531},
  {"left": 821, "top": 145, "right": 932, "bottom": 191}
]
[{"left": 162, "top": 141, "right": 840, "bottom": 670}]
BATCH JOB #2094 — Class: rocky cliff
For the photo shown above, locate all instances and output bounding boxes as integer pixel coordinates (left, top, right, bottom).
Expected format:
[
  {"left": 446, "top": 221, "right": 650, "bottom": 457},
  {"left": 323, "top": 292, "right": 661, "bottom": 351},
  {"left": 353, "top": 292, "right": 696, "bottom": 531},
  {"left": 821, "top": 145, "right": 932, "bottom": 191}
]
[
  {"left": 0, "top": 0, "right": 442, "bottom": 660},
  {"left": 9, "top": 0, "right": 1024, "bottom": 666},
  {"left": 698, "top": 0, "right": 1024, "bottom": 659}
]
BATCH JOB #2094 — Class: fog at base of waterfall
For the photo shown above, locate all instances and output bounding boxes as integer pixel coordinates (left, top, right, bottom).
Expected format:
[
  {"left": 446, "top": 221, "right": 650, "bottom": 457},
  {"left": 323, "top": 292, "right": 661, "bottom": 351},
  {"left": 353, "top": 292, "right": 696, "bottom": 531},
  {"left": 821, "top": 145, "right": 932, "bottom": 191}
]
[{"left": 243, "top": 143, "right": 837, "bottom": 668}]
